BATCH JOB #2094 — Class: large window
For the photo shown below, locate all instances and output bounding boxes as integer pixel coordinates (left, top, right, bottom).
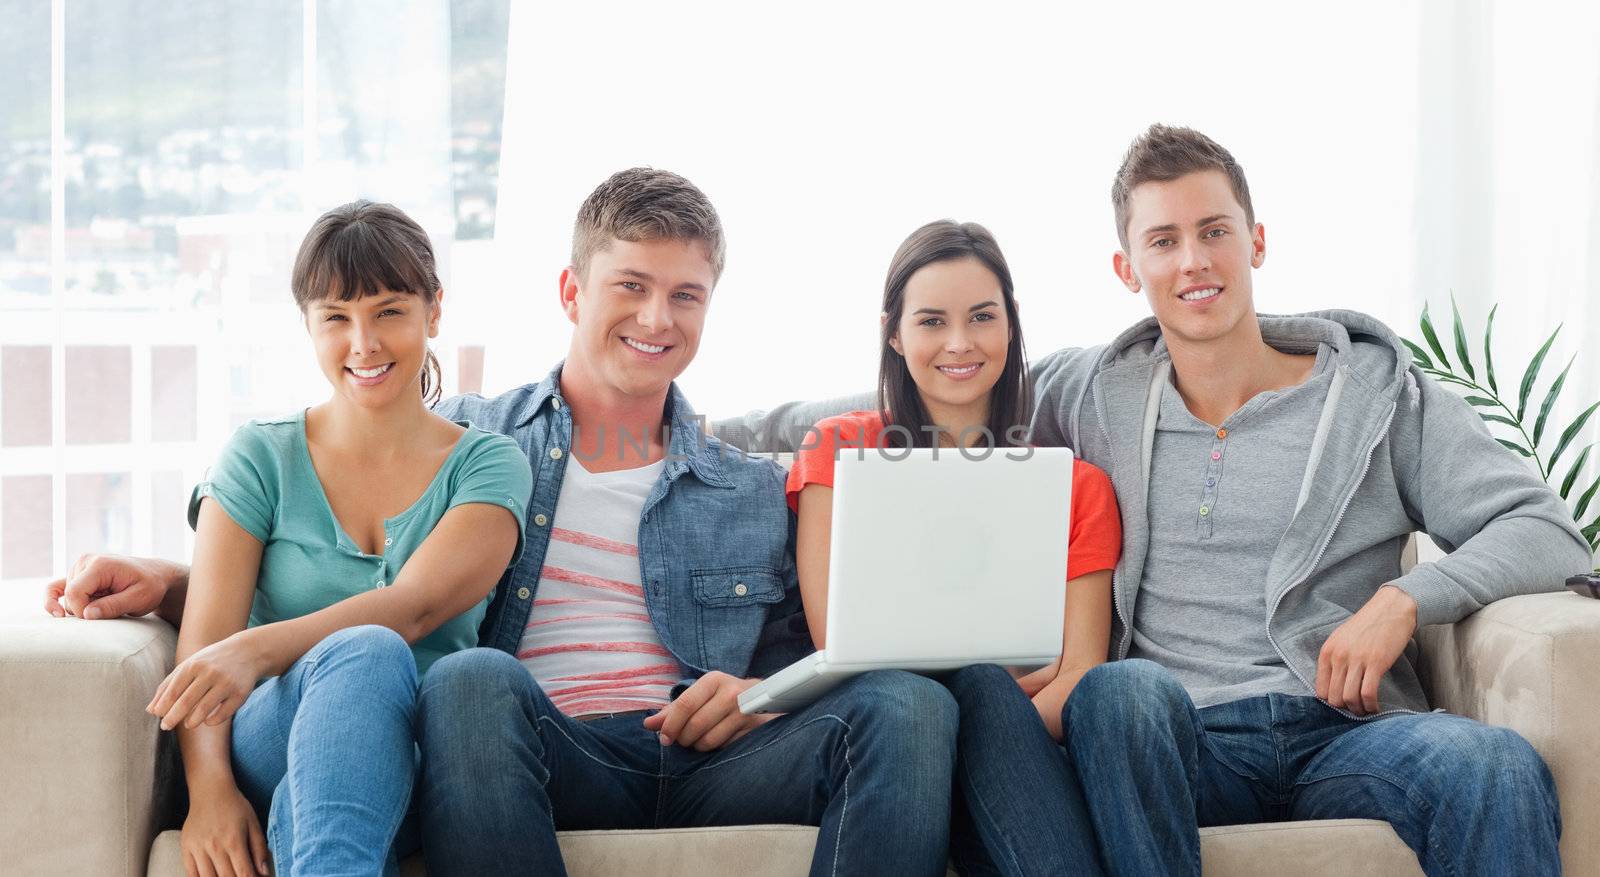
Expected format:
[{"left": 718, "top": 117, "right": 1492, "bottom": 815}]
[{"left": 0, "top": 0, "right": 509, "bottom": 586}]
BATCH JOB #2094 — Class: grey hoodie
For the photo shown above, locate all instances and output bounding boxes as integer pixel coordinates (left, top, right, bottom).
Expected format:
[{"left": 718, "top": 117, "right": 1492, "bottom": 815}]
[{"left": 714, "top": 310, "right": 1592, "bottom": 715}]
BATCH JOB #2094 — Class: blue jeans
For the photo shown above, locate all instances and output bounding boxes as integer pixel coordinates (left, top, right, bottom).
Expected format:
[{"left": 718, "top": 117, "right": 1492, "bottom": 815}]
[
  {"left": 230, "top": 625, "right": 421, "bottom": 876},
  {"left": 414, "top": 648, "right": 959, "bottom": 876},
  {"left": 1062, "top": 660, "right": 1561, "bottom": 877},
  {"left": 943, "top": 664, "right": 1104, "bottom": 876}
]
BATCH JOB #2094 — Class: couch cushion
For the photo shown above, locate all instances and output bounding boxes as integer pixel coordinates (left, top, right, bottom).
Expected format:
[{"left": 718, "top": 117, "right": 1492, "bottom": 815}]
[
  {"left": 0, "top": 590, "right": 176, "bottom": 877},
  {"left": 149, "top": 819, "right": 1421, "bottom": 876}
]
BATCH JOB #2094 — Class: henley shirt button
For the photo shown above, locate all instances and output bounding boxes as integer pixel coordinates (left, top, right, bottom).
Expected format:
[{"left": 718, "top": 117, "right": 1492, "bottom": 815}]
[
  {"left": 1211, "top": 451, "right": 1222, "bottom": 461},
  {"left": 1206, "top": 478, "right": 1216, "bottom": 487},
  {"left": 551, "top": 397, "right": 562, "bottom": 410},
  {"left": 517, "top": 587, "right": 531, "bottom": 600},
  {"left": 376, "top": 580, "right": 386, "bottom": 588},
  {"left": 1216, "top": 428, "right": 1228, "bottom": 439},
  {"left": 1199, "top": 507, "right": 1210, "bottom": 517},
  {"left": 734, "top": 583, "right": 748, "bottom": 597},
  {"left": 534, "top": 513, "right": 548, "bottom": 526},
  {"left": 549, "top": 447, "right": 563, "bottom": 461},
  {"left": 383, "top": 537, "right": 392, "bottom": 547}
]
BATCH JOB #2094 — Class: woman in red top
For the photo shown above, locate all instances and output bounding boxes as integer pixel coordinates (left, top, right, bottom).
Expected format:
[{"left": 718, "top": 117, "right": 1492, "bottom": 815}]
[{"left": 785, "top": 219, "right": 1122, "bottom": 741}]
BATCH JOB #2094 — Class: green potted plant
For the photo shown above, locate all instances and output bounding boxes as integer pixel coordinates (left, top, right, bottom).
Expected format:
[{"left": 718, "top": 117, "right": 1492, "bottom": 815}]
[{"left": 1405, "top": 295, "right": 1600, "bottom": 569}]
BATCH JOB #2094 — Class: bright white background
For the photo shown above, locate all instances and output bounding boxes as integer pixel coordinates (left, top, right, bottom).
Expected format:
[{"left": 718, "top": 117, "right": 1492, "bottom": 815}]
[{"left": 3, "top": 0, "right": 1599, "bottom": 580}]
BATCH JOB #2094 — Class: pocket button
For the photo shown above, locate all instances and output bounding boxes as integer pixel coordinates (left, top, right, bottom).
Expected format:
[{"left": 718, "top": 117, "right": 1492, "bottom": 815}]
[{"left": 734, "top": 583, "right": 748, "bottom": 597}]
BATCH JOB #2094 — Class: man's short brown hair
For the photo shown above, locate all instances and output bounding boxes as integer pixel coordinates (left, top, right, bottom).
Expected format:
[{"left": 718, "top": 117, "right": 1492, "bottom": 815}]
[
  {"left": 571, "top": 168, "right": 726, "bottom": 282},
  {"left": 1112, "top": 124, "right": 1254, "bottom": 250}
]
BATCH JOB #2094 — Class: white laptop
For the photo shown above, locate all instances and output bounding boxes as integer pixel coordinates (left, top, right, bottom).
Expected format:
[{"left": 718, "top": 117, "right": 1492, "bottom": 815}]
[{"left": 738, "top": 446, "right": 1072, "bottom": 715}]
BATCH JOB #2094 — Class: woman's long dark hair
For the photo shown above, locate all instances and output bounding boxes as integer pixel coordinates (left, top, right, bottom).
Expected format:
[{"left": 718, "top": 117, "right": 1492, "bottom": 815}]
[
  {"left": 878, "top": 220, "right": 1031, "bottom": 448},
  {"left": 290, "top": 200, "right": 444, "bottom": 407}
]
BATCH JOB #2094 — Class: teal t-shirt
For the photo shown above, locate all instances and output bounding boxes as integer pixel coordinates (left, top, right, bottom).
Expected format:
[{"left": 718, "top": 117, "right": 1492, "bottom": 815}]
[{"left": 187, "top": 410, "right": 532, "bottom": 674}]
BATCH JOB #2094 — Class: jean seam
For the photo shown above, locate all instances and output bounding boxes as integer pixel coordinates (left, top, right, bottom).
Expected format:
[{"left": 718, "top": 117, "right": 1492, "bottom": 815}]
[
  {"left": 1292, "top": 768, "right": 1451, "bottom": 877},
  {"left": 954, "top": 758, "right": 1025, "bottom": 875},
  {"left": 655, "top": 742, "right": 667, "bottom": 829},
  {"left": 535, "top": 714, "right": 664, "bottom": 779},
  {"left": 687, "top": 713, "right": 850, "bottom": 775},
  {"left": 830, "top": 724, "right": 850, "bottom": 877}
]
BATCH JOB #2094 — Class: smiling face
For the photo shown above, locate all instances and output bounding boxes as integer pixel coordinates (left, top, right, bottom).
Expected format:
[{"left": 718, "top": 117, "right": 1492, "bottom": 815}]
[
  {"left": 1114, "top": 169, "right": 1266, "bottom": 347},
  {"left": 307, "top": 289, "right": 440, "bottom": 410},
  {"left": 889, "top": 256, "right": 1010, "bottom": 423},
  {"left": 560, "top": 236, "right": 715, "bottom": 402}
]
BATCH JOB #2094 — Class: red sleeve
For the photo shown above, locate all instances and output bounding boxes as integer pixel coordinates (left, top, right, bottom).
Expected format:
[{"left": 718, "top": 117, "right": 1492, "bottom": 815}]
[
  {"left": 785, "top": 413, "right": 879, "bottom": 512},
  {"left": 1066, "top": 459, "right": 1122, "bottom": 580}
]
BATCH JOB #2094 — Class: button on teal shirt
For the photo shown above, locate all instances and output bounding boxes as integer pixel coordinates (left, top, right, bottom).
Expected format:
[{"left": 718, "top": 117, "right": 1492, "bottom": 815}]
[{"left": 188, "top": 410, "right": 532, "bottom": 674}]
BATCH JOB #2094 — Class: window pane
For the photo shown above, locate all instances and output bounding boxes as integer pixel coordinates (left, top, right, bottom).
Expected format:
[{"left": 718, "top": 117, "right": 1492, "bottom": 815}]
[
  {"left": 64, "top": 1, "right": 302, "bottom": 305},
  {"left": 65, "top": 345, "right": 130, "bottom": 444},
  {"left": 0, "top": 1, "right": 51, "bottom": 302},
  {"left": 151, "top": 344, "right": 197, "bottom": 441},
  {"left": 151, "top": 469, "right": 186, "bottom": 561},
  {"left": 450, "top": 0, "right": 510, "bottom": 241},
  {"left": 2, "top": 475, "right": 53, "bottom": 579},
  {"left": 66, "top": 472, "right": 131, "bottom": 561},
  {"left": 2, "top": 345, "right": 52, "bottom": 446}
]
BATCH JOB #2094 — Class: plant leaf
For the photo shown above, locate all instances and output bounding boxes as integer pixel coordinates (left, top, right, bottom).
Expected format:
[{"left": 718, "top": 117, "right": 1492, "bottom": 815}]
[
  {"left": 1419, "top": 303, "right": 1451, "bottom": 371},
  {"left": 1498, "top": 438, "right": 1534, "bottom": 458},
  {"left": 1482, "top": 303, "right": 1499, "bottom": 395},
  {"left": 1534, "top": 354, "right": 1576, "bottom": 449},
  {"left": 1517, "top": 324, "right": 1561, "bottom": 421},
  {"left": 1450, "top": 293, "right": 1475, "bottom": 380},
  {"left": 1423, "top": 369, "right": 1476, "bottom": 389},
  {"left": 1401, "top": 338, "right": 1434, "bottom": 370},
  {"left": 1463, "top": 395, "right": 1500, "bottom": 408},
  {"left": 1572, "top": 468, "right": 1600, "bottom": 522},
  {"left": 1481, "top": 413, "right": 1521, "bottom": 430},
  {"left": 1549, "top": 400, "right": 1600, "bottom": 475},
  {"left": 1561, "top": 444, "right": 1595, "bottom": 500},
  {"left": 1581, "top": 511, "right": 1600, "bottom": 541}
]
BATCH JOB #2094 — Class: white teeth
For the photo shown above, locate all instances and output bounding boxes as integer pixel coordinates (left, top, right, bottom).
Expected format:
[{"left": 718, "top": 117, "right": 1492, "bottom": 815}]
[
  {"left": 1180, "top": 287, "right": 1222, "bottom": 302},
  {"left": 624, "top": 338, "right": 667, "bottom": 354},
  {"left": 350, "top": 363, "right": 392, "bottom": 378},
  {"left": 939, "top": 364, "right": 980, "bottom": 375}
]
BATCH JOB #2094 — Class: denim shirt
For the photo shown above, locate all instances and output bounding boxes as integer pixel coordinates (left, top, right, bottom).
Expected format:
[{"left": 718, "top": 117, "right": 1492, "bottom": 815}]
[{"left": 436, "top": 362, "right": 813, "bottom": 682}]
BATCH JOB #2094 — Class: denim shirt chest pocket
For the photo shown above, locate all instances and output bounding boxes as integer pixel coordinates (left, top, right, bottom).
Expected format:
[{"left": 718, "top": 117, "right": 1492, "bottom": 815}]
[{"left": 689, "top": 566, "right": 786, "bottom": 670}]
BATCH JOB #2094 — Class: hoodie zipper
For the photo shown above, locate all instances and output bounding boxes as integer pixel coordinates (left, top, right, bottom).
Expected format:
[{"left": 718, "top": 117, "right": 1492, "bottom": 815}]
[
  {"left": 1093, "top": 391, "right": 1132, "bottom": 649},
  {"left": 1264, "top": 400, "right": 1413, "bottom": 720}
]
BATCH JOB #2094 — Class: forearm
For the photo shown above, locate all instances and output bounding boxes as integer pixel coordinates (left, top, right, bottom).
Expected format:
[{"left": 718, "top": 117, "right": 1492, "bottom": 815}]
[
  {"left": 248, "top": 587, "right": 436, "bottom": 678},
  {"left": 1056, "top": 570, "right": 1113, "bottom": 678},
  {"left": 156, "top": 561, "right": 192, "bottom": 627},
  {"left": 177, "top": 719, "right": 238, "bottom": 796}
]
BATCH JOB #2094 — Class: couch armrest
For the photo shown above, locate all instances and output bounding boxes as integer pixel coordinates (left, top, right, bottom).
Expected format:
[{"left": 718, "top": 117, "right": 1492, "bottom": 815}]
[
  {"left": 1416, "top": 591, "right": 1600, "bottom": 876},
  {"left": 0, "top": 592, "right": 178, "bottom": 876}
]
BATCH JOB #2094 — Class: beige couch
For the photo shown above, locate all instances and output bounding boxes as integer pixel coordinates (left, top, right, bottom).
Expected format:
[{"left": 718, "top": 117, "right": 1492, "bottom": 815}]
[{"left": 3, "top": 582, "right": 1597, "bottom": 876}]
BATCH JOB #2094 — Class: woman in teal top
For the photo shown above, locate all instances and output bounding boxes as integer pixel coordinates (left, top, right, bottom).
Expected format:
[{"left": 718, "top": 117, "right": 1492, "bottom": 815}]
[{"left": 145, "top": 201, "right": 531, "bottom": 876}]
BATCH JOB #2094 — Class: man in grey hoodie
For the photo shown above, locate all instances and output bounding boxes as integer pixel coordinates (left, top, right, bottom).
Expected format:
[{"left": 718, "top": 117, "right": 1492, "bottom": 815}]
[{"left": 714, "top": 125, "right": 1589, "bottom": 876}]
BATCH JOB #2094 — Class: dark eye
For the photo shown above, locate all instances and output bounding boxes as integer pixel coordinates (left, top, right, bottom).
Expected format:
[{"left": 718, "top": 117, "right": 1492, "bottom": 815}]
[
  {"left": 972, "top": 312, "right": 996, "bottom": 323},
  {"left": 1153, "top": 238, "right": 1174, "bottom": 248},
  {"left": 621, "top": 281, "right": 643, "bottom": 291},
  {"left": 673, "top": 291, "right": 699, "bottom": 302},
  {"left": 380, "top": 308, "right": 403, "bottom": 317},
  {"left": 920, "top": 317, "right": 944, "bottom": 327},
  {"left": 324, "top": 313, "right": 346, "bottom": 322},
  {"left": 1205, "top": 227, "right": 1227, "bottom": 238}
]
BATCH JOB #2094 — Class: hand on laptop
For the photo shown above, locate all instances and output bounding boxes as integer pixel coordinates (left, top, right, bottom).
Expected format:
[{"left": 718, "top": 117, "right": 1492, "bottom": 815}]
[
  {"left": 644, "top": 671, "right": 776, "bottom": 752},
  {"left": 1315, "top": 584, "right": 1418, "bottom": 716}
]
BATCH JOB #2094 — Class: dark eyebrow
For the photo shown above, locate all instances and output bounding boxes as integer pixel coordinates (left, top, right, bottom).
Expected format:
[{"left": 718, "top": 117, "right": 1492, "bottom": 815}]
[
  {"left": 616, "top": 268, "right": 708, "bottom": 293},
  {"left": 1140, "top": 214, "right": 1237, "bottom": 239}
]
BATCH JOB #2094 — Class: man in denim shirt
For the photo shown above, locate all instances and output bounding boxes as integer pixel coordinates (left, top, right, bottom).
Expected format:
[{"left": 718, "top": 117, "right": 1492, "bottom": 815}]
[
  {"left": 410, "top": 168, "right": 957, "bottom": 875},
  {"left": 52, "top": 169, "right": 959, "bottom": 876}
]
